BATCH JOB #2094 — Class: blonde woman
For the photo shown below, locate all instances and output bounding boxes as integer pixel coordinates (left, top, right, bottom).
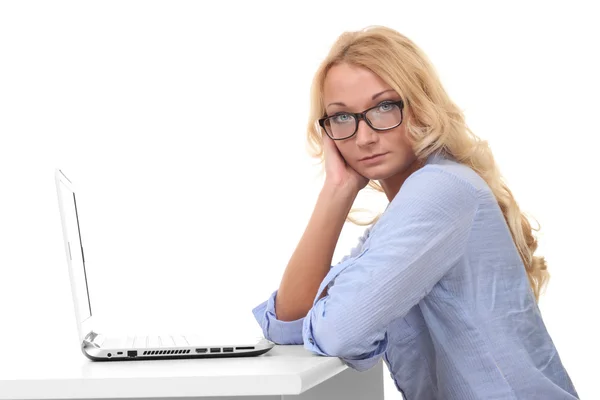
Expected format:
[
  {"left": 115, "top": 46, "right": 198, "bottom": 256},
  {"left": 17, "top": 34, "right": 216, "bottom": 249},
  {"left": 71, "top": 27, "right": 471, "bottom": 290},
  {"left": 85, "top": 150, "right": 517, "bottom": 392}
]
[{"left": 252, "top": 26, "right": 578, "bottom": 399}]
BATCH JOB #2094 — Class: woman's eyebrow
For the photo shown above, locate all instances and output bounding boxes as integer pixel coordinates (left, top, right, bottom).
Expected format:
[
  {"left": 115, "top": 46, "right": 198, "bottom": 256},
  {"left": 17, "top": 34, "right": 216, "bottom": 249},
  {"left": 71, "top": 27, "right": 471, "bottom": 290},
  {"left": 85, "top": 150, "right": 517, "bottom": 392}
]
[{"left": 326, "top": 89, "right": 396, "bottom": 109}]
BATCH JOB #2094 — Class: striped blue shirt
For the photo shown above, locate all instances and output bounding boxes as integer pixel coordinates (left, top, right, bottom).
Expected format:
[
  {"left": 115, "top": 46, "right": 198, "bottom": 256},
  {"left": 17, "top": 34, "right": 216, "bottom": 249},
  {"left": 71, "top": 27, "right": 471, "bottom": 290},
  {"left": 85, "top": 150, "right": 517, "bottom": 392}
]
[{"left": 252, "top": 153, "right": 578, "bottom": 399}]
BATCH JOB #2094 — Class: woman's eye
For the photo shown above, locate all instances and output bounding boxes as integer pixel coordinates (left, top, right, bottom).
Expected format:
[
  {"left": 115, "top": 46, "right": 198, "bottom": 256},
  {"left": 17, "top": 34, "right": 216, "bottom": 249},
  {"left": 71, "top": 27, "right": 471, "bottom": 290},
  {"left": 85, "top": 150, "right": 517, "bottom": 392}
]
[
  {"left": 332, "top": 114, "right": 352, "bottom": 124},
  {"left": 377, "top": 102, "right": 394, "bottom": 112}
]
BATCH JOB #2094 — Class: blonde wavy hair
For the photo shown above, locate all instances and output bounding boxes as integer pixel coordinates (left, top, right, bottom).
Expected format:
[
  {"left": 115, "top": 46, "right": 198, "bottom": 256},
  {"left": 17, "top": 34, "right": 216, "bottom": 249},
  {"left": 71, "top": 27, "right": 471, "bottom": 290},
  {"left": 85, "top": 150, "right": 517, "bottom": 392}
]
[{"left": 305, "top": 26, "right": 549, "bottom": 301}]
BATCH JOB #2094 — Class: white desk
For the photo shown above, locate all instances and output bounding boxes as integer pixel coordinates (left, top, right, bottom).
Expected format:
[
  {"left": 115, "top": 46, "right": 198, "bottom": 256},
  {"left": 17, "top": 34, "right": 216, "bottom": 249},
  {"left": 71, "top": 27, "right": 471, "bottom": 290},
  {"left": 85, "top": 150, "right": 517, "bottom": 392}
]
[{"left": 0, "top": 344, "right": 384, "bottom": 399}]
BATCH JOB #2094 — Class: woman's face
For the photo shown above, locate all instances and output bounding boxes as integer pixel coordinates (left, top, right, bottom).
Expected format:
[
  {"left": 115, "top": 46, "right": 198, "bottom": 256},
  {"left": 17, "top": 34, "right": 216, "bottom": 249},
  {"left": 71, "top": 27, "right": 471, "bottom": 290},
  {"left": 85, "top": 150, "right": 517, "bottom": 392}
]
[{"left": 322, "top": 63, "right": 421, "bottom": 197}]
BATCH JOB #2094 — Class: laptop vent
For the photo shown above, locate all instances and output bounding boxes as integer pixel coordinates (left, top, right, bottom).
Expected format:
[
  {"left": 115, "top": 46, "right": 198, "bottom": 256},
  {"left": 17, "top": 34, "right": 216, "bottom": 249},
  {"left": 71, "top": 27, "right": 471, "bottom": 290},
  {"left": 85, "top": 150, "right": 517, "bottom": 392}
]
[{"left": 143, "top": 349, "right": 191, "bottom": 356}]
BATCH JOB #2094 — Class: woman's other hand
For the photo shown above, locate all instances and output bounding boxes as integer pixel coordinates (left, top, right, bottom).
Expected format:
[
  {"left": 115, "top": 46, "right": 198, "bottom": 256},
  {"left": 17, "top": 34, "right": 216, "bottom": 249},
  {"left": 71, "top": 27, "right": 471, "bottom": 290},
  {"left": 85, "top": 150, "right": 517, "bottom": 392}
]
[{"left": 323, "top": 134, "right": 369, "bottom": 193}]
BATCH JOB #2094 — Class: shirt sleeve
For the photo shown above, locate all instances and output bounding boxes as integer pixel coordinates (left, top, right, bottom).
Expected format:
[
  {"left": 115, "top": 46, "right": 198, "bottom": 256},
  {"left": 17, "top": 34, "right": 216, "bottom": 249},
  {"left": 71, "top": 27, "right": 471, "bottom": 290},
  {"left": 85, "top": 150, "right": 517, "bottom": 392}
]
[
  {"left": 302, "top": 166, "right": 480, "bottom": 371},
  {"left": 251, "top": 226, "right": 373, "bottom": 345}
]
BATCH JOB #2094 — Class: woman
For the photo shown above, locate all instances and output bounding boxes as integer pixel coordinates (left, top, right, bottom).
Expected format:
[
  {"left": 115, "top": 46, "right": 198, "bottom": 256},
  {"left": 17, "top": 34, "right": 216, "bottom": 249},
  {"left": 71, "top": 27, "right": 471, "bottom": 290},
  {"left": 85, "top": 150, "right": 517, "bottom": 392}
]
[{"left": 252, "top": 25, "right": 578, "bottom": 399}]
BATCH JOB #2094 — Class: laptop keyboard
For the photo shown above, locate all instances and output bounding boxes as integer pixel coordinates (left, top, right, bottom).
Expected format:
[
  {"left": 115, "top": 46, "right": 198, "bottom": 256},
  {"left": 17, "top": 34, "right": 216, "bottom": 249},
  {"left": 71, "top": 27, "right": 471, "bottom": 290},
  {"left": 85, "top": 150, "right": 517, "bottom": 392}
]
[{"left": 100, "top": 333, "right": 253, "bottom": 349}]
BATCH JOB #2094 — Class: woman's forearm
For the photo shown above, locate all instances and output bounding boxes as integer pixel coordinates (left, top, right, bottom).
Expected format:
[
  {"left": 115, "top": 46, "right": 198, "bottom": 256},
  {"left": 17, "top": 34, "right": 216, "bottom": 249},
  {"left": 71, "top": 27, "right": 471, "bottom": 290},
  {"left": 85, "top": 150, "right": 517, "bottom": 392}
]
[{"left": 275, "top": 183, "right": 358, "bottom": 321}]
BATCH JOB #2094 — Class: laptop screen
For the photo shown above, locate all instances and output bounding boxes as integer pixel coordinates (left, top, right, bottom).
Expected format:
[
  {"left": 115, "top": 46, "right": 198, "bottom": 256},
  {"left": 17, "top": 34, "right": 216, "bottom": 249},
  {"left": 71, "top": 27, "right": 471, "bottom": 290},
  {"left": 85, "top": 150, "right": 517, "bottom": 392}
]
[{"left": 57, "top": 177, "right": 93, "bottom": 323}]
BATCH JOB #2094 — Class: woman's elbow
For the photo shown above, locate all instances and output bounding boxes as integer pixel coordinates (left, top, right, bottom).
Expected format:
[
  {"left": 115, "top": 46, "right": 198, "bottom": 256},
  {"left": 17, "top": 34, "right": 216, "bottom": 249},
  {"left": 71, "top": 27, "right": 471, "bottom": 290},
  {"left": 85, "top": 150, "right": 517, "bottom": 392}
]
[{"left": 311, "top": 317, "right": 366, "bottom": 358}]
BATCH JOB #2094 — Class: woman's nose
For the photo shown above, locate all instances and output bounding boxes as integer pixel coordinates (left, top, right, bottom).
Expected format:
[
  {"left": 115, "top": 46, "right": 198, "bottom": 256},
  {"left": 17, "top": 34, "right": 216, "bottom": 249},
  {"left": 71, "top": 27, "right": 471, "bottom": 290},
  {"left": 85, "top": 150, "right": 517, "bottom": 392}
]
[{"left": 355, "top": 119, "right": 378, "bottom": 145}]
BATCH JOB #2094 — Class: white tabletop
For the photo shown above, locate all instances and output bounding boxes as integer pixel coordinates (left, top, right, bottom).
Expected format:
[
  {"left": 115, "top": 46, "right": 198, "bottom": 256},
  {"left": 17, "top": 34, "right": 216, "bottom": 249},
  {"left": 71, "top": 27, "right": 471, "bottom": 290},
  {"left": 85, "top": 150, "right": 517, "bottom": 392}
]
[{"left": 0, "top": 341, "right": 352, "bottom": 399}]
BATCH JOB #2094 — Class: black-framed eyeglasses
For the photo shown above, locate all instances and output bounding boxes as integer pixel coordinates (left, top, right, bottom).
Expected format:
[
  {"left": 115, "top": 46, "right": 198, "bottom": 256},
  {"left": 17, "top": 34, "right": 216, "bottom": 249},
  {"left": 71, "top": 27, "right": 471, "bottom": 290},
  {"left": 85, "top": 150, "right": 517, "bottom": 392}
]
[{"left": 318, "top": 99, "right": 405, "bottom": 140}]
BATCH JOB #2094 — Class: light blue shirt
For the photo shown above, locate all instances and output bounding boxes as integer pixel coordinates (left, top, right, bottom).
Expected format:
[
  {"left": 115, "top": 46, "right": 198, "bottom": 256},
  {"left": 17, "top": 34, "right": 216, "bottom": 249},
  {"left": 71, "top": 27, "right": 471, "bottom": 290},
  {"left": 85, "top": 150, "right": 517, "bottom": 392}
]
[{"left": 252, "top": 153, "right": 578, "bottom": 399}]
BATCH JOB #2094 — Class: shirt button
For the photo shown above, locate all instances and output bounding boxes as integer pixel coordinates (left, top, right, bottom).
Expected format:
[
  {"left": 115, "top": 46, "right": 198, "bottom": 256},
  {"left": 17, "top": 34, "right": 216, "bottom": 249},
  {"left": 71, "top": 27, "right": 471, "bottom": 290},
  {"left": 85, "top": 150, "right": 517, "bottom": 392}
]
[{"left": 308, "top": 338, "right": 314, "bottom": 344}]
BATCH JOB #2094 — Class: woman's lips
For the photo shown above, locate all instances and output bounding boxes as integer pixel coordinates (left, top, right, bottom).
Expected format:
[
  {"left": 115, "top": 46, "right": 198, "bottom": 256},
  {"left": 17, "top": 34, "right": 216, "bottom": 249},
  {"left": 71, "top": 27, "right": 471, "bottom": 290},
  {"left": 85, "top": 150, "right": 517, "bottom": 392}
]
[{"left": 360, "top": 153, "right": 388, "bottom": 163}]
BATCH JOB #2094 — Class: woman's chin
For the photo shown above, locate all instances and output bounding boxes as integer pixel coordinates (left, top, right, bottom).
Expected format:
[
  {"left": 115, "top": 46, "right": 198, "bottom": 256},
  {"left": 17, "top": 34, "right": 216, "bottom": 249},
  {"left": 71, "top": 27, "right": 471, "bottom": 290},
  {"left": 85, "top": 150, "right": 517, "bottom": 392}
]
[{"left": 360, "top": 166, "right": 391, "bottom": 181}]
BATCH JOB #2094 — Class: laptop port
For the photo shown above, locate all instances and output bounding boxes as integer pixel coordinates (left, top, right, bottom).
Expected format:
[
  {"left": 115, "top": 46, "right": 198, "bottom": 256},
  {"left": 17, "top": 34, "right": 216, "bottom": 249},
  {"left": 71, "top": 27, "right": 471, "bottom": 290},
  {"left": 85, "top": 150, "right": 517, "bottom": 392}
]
[
  {"left": 235, "top": 346, "right": 255, "bottom": 350},
  {"left": 127, "top": 350, "right": 137, "bottom": 357},
  {"left": 223, "top": 347, "right": 234, "bottom": 352},
  {"left": 210, "top": 348, "right": 221, "bottom": 353},
  {"left": 195, "top": 348, "right": 207, "bottom": 353}
]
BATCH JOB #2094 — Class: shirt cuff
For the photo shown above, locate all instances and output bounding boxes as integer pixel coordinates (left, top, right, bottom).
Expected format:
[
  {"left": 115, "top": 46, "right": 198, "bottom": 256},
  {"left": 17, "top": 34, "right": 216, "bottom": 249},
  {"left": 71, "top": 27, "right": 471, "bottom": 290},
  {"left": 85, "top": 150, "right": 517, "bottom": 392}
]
[{"left": 252, "top": 290, "right": 304, "bottom": 345}]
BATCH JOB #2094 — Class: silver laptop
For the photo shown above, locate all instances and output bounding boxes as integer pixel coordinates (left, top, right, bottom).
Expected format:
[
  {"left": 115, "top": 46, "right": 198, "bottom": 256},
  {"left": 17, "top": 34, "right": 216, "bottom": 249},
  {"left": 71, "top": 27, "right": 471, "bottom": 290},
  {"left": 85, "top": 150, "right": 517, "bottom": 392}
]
[{"left": 55, "top": 169, "right": 274, "bottom": 361}]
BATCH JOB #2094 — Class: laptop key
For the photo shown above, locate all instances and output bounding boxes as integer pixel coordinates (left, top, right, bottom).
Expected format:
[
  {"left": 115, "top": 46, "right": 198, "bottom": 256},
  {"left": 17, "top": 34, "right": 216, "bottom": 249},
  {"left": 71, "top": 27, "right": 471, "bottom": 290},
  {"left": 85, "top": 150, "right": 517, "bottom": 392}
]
[
  {"left": 173, "top": 335, "right": 188, "bottom": 347},
  {"left": 147, "top": 335, "right": 160, "bottom": 348},
  {"left": 133, "top": 335, "right": 148, "bottom": 348},
  {"left": 160, "top": 335, "right": 175, "bottom": 347}
]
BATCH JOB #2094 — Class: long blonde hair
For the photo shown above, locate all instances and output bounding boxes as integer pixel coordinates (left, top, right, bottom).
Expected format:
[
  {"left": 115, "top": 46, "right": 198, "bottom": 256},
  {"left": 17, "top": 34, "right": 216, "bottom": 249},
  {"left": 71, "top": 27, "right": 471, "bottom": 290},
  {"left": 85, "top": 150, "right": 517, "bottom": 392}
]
[{"left": 305, "top": 26, "right": 549, "bottom": 301}]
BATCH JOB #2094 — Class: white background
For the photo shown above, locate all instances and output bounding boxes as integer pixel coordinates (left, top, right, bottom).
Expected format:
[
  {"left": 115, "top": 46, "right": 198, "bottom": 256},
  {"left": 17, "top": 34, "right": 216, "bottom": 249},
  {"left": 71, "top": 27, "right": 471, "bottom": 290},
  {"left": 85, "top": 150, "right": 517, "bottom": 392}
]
[{"left": 1, "top": 1, "right": 598, "bottom": 398}]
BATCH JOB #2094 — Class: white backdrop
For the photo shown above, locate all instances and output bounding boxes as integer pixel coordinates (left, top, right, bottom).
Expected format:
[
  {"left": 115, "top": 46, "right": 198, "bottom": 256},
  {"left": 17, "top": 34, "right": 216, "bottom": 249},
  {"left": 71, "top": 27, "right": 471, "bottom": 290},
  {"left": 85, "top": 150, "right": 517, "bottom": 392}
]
[{"left": 1, "top": 1, "right": 597, "bottom": 398}]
